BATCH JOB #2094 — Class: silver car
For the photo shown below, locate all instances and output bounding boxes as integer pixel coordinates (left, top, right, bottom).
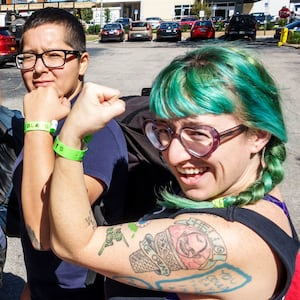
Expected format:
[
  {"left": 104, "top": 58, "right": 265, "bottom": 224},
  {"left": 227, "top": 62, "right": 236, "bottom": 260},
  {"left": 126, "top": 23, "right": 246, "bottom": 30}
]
[{"left": 128, "top": 21, "right": 153, "bottom": 41}]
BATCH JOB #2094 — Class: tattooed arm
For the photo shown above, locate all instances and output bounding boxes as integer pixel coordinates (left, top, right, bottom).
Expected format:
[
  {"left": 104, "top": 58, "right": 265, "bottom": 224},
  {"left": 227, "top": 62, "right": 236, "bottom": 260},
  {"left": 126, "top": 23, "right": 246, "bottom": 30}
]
[
  {"left": 49, "top": 83, "right": 280, "bottom": 299},
  {"left": 22, "top": 86, "right": 106, "bottom": 251}
]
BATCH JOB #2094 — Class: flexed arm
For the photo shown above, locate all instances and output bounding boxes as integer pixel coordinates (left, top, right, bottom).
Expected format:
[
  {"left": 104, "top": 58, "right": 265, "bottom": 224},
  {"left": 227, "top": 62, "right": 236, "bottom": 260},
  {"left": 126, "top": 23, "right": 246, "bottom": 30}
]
[
  {"left": 22, "top": 86, "right": 70, "bottom": 250},
  {"left": 49, "top": 83, "right": 281, "bottom": 299}
]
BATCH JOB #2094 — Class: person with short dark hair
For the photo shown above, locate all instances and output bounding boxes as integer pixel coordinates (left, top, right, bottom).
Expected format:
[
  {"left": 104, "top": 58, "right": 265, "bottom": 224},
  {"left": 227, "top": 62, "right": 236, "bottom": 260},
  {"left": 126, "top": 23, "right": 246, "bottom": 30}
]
[
  {"left": 48, "top": 46, "right": 299, "bottom": 300},
  {"left": 13, "top": 7, "right": 128, "bottom": 300}
]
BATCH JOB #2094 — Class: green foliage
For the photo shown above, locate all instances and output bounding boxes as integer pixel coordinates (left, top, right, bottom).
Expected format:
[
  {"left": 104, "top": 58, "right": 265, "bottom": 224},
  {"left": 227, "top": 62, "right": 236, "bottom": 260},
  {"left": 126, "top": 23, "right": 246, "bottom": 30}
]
[
  {"left": 79, "top": 8, "right": 93, "bottom": 23},
  {"left": 215, "top": 21, "right": 225, "bottom": 31},
  {"left": 104, "top": 8, "right": 111, "bottom": 23},
  {"left": 287, "top": 30, "right": 300, "bottom": 44},
  {"left": 191, "top": 0, "right": 211, "bottom": 19},
  {"left": 278, "top": 18, "right": 288, "bottom": 26},
  {"left": 181, "top": 24, "right": 190, "bottom": 32},
  {"left": 87, "top": 25, "right": 100, "bottom": 35}
]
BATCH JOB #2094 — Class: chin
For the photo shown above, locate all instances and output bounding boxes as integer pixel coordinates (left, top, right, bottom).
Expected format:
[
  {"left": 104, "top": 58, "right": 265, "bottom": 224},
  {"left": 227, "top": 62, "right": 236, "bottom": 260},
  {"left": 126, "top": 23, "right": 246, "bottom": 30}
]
[{"left": 183, "top": 189, "right": 209, "bottom": 202}]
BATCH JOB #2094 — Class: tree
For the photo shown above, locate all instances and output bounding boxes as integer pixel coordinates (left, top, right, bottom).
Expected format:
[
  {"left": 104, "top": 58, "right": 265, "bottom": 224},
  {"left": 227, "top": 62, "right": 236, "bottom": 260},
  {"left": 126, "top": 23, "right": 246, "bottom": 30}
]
[
  {"left": 80, "top": 8, "right": 93, "bottom": 23},
  {"left": 191, "top": 0, "right": 212, "bottom": 19},
  {"left": 104, "top": 8, "right": 111, "bottom": 24}
]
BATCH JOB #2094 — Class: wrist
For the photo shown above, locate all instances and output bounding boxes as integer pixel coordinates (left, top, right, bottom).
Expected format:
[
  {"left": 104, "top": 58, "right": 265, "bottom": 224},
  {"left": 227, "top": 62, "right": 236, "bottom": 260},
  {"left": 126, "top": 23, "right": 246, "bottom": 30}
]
[
  {"left": 53, "top": 135, "right": 90, "bottom": 161},
  {"left": 24, "top": 120, "right": 58, "bottom": 134}
]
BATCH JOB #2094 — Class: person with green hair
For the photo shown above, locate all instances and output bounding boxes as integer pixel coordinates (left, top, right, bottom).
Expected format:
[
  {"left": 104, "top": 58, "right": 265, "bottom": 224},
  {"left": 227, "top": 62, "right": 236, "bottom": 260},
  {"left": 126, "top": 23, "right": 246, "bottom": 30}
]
[{"left": 47, "top": 46, "right": 299, "bottom": 300}]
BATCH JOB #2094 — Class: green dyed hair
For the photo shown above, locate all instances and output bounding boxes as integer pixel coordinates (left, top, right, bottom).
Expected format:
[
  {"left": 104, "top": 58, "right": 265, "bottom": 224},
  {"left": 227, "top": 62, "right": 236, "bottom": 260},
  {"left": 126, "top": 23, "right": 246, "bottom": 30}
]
[{"left": 149, "top": 46, "right": 287, "bottom": 209}]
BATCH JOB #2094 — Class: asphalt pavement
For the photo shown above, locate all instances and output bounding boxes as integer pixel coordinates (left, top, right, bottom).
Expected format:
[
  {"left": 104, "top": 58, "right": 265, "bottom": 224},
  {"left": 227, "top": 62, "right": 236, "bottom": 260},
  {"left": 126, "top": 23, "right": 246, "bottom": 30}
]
[{"left": 0, "top": 33, "right": 299, "bottom": 299}]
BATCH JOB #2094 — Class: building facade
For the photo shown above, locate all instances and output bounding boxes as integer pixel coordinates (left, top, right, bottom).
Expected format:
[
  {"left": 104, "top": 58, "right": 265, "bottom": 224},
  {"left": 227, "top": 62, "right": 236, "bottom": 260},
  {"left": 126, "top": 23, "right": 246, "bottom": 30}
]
[
  {"left": 1, "top": 0, "right": 299, "bottom": 25},
  {"left": 94, "top": 0, "right": 299, "bottom": 24}
]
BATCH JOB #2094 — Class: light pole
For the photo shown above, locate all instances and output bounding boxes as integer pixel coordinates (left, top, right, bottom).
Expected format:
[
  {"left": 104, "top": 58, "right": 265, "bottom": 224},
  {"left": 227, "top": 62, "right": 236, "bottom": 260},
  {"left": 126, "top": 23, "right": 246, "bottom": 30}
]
[
  {"left": 100, "top": 0, "right": 103, "bottom": 28},
  {"left": 264, "top": 0, "right": 269, "bottom": 36}
]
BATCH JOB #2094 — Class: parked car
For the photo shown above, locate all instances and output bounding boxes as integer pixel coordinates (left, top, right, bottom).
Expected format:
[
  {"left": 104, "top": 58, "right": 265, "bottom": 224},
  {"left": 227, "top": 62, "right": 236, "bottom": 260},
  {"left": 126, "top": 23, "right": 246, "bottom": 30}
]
[
  {"left": 250, "top": 12, "right": 272, "bottom": 26},
  {"left": 190, "top": 20, "right": 215, "bottom": 40},
  {"left": 146, "top": 17, "right": 163, "bottom": 29},
  {"left": 99, "top": 23, "right": 125, "bottom": 42},
  {"left": 274, "top": 20, "right": 300, "bottom": 40},
  {"left": 179, "top": 16, "right": 198, "bottom": 29},
  {"left": 128, "top": 21, "right": 153, "bottom": 41},
  {"left": 225, "top": 14, "right": 257, "bottom": 41},
  {"left": 115, "top": 17, "right": 132, "bottom": 30},
  {"left": 156, "top": 21, "right": 182, "bottom": 42},
  {"left": 211, "top": 16, "right": 226, "bottom": 24},
  {"left": 0, "top": 27, "right": 18, "bottom": 66}
]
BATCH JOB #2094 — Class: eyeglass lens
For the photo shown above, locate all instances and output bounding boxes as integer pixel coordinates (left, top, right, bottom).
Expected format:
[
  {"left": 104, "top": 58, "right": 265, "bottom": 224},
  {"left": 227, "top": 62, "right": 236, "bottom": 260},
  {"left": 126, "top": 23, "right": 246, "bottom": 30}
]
[
  {"left": 145, "top": 121, "right": 247, "bottom": 158},
  {"left": 16, "top": 50, "right": 69, "bottom": 70},
  {"left": 144, "top": 121, "right": 218, "bottom": 157}
]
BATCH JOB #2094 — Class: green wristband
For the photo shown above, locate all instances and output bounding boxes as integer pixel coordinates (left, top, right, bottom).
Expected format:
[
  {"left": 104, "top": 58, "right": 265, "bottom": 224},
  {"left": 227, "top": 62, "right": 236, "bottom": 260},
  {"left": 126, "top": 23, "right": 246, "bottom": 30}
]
[
  {"left": 24, "top": 120, "right": 58, "bottom": 134},
  {"left": 53, "top": 136, "right": 87, "bottom": 161}
]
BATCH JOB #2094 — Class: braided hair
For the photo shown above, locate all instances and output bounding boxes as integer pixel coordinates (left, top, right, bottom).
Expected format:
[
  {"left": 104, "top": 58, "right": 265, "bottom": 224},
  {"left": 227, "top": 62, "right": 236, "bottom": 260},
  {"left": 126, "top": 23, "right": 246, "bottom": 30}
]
[{"left": 149, "top": 46, "right": 287, "bottom": 209}]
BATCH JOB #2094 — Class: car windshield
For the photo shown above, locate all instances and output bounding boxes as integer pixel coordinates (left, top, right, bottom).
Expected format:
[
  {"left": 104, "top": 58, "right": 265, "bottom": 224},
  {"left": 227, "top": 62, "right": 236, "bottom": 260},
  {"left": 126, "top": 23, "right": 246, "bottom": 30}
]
[
  {"left": 132, "top": 22, "right": 147, "bottom": 27},
  {"left": 160, "top": 22, "right": 178, "bottom": 29},
  {"left": 181, "top": 17, "right": 196, "bottom": 22},
  {"left": 195, "top": 21, "right": 211, "bottom": 26},
  {"left": 104, "top": 24, "right": 121, "bottom": 30},
  {"left": 116, "top": 19, "right": 129, "bottom": 24},
  {"left": 146, "top": 17, "right": 160, "bottom": 21},
  {"left": 230, "top": 16, "right": 255, "bottom": 25}
]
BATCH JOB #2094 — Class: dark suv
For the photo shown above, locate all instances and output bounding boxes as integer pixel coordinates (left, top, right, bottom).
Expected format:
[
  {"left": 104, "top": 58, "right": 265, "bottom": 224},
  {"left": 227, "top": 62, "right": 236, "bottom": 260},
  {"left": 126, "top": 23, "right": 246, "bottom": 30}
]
[
  {"left": 225, "top": 14, "right": 257, "bottom": 41},
  {"left": 115, "top": 17, "right": 132, "bottom": 30}
]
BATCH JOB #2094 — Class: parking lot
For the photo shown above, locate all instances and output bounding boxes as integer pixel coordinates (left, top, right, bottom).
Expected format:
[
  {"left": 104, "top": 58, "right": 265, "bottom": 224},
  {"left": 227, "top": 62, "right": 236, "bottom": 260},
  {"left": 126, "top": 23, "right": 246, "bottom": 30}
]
[{"left": 1, "top": 35, "right": 300, "bottom": 299}]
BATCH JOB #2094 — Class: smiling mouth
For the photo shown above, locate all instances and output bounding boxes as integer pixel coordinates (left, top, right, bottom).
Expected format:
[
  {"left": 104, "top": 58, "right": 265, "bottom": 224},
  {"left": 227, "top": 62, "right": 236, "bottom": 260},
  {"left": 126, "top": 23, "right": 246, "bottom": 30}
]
[{"left": 177, "top": 167, "right": 208, "bottom": 175}]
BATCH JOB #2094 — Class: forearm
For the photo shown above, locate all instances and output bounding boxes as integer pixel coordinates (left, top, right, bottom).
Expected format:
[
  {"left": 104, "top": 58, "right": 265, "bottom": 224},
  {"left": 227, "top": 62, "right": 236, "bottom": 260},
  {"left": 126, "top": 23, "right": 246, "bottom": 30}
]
[
  {"left": 22, "top": 131, "right": 54, "bottom": 250},
  {"left": 49, "top": 132, "right": 96, "bottom": 259}
]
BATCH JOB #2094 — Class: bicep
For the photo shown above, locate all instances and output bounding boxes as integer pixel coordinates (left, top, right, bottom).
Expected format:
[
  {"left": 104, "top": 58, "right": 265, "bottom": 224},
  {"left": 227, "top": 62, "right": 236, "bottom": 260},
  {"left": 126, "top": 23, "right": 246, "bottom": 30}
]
[{"left": 84, "top": 213, "right": 278, "bottom": 296}]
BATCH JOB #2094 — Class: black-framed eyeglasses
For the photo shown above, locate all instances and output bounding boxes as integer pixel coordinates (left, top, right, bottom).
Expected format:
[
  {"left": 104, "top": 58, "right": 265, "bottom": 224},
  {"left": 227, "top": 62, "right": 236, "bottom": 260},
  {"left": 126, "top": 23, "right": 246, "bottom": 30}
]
[
  {"left": 144, "top": 120, "right": 247, "bottom": 158},
  {"left": 16, "top": 50, "right": 83, "bottom": 70}
]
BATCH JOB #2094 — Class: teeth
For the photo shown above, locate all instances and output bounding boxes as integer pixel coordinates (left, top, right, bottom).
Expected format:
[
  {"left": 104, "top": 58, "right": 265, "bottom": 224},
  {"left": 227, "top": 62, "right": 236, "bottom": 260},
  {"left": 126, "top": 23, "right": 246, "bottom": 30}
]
[{"left": 177, "top": 167, "right": 207, "bottom": 175}]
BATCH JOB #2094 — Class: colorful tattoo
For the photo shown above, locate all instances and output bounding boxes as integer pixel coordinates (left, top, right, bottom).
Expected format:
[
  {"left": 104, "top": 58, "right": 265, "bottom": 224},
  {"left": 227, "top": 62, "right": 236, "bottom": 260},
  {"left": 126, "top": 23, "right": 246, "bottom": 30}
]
[
  {"left": 113, "top": 263, "right": 251, "bottom": 294},
  {"left": 129, "top": 217, "right": 226, "bottom": 276},
  {"left": 128, "top": 222, "right": 138, "bottom": 238},
  {"left": 98, "top": 227, "right": 129, "bottom": 255}
]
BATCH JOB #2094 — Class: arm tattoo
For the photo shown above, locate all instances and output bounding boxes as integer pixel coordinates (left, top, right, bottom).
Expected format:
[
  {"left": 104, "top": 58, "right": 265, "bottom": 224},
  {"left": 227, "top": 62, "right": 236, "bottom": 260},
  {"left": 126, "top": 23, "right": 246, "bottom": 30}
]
[
  {"left": 98, "top": 227, "right": 129, "bottom": 255},
  {"left": 113, "top": 263, "right": 251, "bottom": 294},
  {"left": 26, "top": 225, "right": 45, "bottom": 250},
  {"left": 84, "top": 209, "right": 97, "bottom": 230},
  {"left": 130, "top": 217, "right": 226, "bottom": 276}
]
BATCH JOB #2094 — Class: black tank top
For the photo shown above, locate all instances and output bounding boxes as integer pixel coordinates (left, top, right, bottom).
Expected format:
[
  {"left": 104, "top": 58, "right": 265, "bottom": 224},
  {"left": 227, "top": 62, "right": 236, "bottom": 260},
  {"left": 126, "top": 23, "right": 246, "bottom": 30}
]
[{"left": 140, "top": 195, "right": 299, "bottom": 300}]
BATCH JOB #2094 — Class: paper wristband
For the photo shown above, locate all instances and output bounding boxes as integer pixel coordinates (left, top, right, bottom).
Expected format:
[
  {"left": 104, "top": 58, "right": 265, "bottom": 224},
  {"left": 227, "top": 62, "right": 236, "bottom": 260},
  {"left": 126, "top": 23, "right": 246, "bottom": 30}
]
[
  {"left": 24, "top": 120, "right": 58, "bottom": 134},
  {"left": 53, "top": 136, "right": 87, "bottom": 161}
]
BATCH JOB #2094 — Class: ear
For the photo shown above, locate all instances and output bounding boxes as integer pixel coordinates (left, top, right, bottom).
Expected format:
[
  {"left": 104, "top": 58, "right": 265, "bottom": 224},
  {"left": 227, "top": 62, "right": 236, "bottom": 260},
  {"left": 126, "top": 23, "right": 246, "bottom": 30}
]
[
  {"left": 248, "top": 130, "right": 272, "bottom": 154},
  {"left": 79, "top": 52, "right": 89, "bottom": 76}
]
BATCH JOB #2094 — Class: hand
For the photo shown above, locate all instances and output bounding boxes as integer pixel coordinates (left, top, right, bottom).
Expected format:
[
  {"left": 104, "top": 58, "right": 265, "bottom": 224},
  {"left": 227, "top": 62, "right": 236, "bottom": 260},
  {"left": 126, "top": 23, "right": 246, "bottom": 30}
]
[
  {"left": 61, "top": 82, "right": 125, "bottom": 141},
  {"left": 23, "top": 86, "right": 71, "bottom": 122}
]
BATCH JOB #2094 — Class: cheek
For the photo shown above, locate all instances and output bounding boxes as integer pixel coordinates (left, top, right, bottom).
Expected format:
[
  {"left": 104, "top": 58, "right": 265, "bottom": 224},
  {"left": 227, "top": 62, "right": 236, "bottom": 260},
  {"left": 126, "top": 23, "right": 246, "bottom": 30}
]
[{"left": 22, "top": 72, "right": 34, "bottom": 91}]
